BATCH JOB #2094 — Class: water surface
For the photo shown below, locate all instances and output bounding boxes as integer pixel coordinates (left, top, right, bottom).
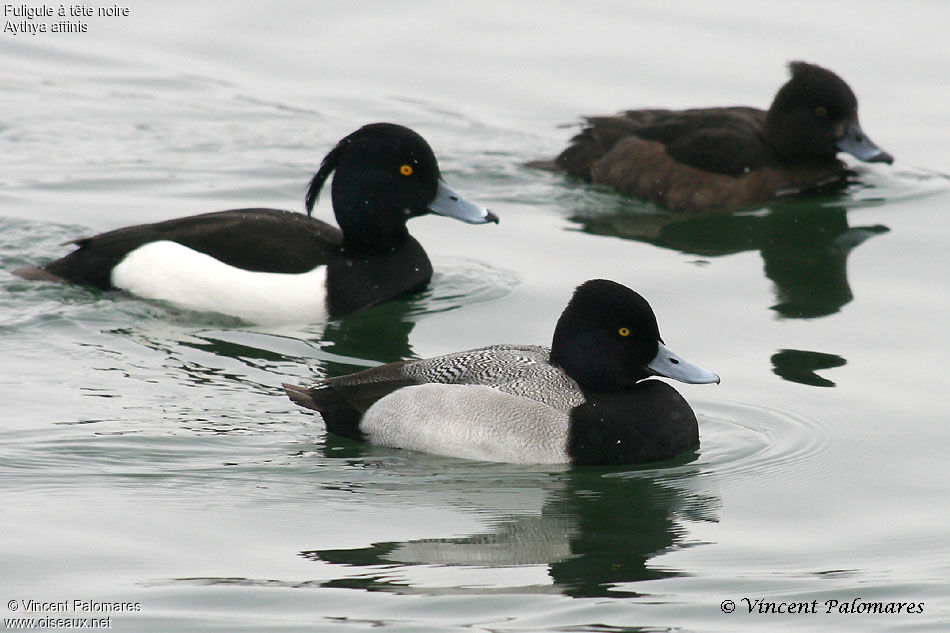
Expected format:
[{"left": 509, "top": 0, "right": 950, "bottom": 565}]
[{"left": 2, "top": 2, "right": 949, "bottom": 631}]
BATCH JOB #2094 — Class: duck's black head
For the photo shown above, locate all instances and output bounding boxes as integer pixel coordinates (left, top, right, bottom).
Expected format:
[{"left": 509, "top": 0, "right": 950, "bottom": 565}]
[
  {"left": 549, "top": 279, "right": 719, "bottom": 393},
  {"left": 306, "top": 123, "right": 497, "bottom": 250},
  {"left": 764, "top": 61, "right": 893, "bottom": 166}
]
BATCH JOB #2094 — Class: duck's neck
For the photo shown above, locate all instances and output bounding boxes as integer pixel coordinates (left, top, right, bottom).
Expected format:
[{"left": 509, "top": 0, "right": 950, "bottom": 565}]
[
  {"left": 337, "top": 205, "right": 412, "bottom": 252},
  {"left": 763, "top": 109, "right": 837, "bottom": 165}
]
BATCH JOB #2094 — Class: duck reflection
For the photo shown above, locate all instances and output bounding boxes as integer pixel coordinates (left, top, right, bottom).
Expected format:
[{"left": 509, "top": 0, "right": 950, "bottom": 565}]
[
  {"left": 318, "top": 296, "right": 419, "bottom": 372},
  {"left": 569, "top": 196, "right": 888, "bottom": 319},
  {"left": 771, "top": 349, "right": 847, "bottom": 388},
  {"left": 165, "top": 260, "right": 518, "bottom": 382},
  {"left": 166, "top": 294, "right": 421, "bottom": 379},
  {"left": 300, "top": 460, "right": 719, "bottom": 598}
]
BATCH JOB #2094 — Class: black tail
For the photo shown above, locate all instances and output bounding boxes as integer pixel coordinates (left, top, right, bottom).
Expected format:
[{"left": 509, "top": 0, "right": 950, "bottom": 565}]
[
  {"left": 283, "top": 383, "right": 365, "bottom": 441},
  {"left": 12, "top": 266, "right": 68, "bottom": 283},
  {"left": 283, "top": 383, "right": 319, "bottom": 409}
]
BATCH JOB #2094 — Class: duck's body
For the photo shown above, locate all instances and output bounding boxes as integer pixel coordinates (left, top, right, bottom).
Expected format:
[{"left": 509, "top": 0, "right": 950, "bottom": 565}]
[
  {"left": 546, "top": 62, "right": 893, "bottom": 212},
  {"left": 285, "top": 279, "right": 719, "bottom": 465},
  {"left": 15, "top": 123, "right": 497, "bottom": 323}
]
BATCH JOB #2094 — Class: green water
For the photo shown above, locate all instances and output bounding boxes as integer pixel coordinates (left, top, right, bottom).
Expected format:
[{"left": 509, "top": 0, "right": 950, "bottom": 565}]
[{"left": 2, "top": 1, "right": 949, "bottom": 631}]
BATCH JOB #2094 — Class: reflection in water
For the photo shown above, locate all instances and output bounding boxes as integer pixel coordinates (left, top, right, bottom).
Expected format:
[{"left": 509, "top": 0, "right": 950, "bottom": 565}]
[
  {"left": 569, "top": 197, "right": 888, "bottom": 319},
  {"left": 320, "top": 258, "right": 518, "bottom": 374},
  {"left": 300, "top": 462, "right": 719, "bottom": 598},
  {"left": 761, "top": 214, "right": 888, "bottom": 318},
  {"left": 771, "top": 349, "right": 847, "bottom": 388},
  {"left": 104, "top": 258, "right": 519, "bottom": 397},
  {"left": 320, "top": 296, "right": 419, "bottom": 374}
]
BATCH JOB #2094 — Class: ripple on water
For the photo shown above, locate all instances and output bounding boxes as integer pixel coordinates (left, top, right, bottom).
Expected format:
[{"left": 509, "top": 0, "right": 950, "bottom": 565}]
[
  {"left": 695, "top": 400, "right": 833, "bottom": 487},
  {"left": 415, "top": 256, "right": 521, "bottom": 316},
  {"left": 843, "top": 164, "right": 950, "bottom": 207}
]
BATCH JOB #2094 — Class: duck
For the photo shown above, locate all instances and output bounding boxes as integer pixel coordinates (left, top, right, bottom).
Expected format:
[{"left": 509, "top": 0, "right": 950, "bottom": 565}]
[
  {"left": 284, "top": 279, "right": 719, "bottom": 465},
  {"left": 539, "top": 61, "right": 894, "bottom": 212},
  {"left": 14, "top": 123, "right": 498, "bottom": 323}
]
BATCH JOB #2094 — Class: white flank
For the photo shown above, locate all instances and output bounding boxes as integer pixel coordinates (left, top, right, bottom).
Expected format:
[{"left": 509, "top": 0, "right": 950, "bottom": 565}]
[
  {"left": 111, "top": 240, "right": 329, "bottom": 324},
  {"left": 362, "top": 384, "right": 571, "bottom": 464}
]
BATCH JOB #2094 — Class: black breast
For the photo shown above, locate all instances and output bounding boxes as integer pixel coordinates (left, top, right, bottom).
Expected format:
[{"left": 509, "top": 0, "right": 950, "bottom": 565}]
[
  {"left": 567, "top": 380, "right": 699, "bottom": 465},
  {"left": 325, "top": 236, "right": 433, "bottom": 317}
]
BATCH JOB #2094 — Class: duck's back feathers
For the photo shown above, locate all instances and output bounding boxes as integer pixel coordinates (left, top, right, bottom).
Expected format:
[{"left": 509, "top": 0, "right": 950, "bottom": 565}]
[
  {"left": 402, "top": 345, "right": 584, "bottom": 410},
  {"left": 640, "top": 108, "right": 770, "bottom": 175},
  {"left": 313, "top": 359, "right": 420, "bottom": 413},
  {"left": 39, "top": 209, "right": 341, "bottom": 288},
  {"left": 563, "top": 107, "right": 770, "bottom": 176},
  {"left": 288, "top": 344, "right": 584, "bottom": 419}
]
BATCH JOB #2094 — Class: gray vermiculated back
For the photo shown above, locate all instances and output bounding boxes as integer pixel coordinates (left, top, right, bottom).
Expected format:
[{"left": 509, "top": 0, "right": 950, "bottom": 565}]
[{"left": 403, "top": 344, "right": 585, "bottom": 411}]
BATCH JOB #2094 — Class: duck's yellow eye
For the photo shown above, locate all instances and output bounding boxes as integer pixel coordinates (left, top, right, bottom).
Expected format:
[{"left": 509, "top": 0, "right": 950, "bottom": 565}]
[
  {"left": 399, "top": 164, "right": 413, "bottom": 176},
  {"left": 618, "top": 327, "right": 631, "bottom": 337},
  {"left": 815, "top": 106, "right": 828, "bottom": 117}
]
